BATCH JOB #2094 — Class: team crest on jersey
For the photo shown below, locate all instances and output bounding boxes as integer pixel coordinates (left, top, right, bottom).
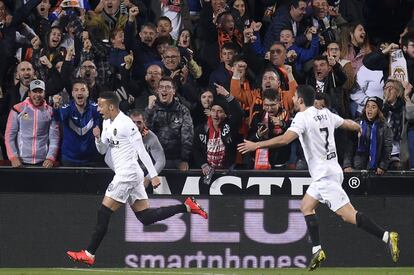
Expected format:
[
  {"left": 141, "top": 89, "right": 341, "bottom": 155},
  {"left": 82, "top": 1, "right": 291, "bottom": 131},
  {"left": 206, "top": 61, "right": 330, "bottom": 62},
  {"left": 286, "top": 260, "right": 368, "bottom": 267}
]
[
  {"left": 113, "top": 128, "right": 117, "bottom": 136},
  {"left": 22, "top": 113, "right": 30, "bottom": 120}
]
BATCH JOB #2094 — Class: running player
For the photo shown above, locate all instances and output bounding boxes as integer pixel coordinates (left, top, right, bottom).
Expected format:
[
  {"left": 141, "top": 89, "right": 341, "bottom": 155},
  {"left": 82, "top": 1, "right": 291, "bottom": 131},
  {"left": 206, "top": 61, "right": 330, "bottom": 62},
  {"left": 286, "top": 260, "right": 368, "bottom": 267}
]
[
  {"left": 67, "top": 92, "right": 207, "bottom": 266},
  {"left": 238, "top": 85, "right": 399, "bottom": 271}
]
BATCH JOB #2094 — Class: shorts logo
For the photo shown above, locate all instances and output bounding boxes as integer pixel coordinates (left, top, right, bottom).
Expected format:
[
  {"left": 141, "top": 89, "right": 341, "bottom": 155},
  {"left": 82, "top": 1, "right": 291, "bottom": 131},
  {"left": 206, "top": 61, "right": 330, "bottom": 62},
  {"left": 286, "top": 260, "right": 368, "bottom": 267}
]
[
  {"left": 107, "top": 183, "right": 114, "bottom": 192},
  {"left": 348, "top": 177, "right": 360, "bottom": 189}
]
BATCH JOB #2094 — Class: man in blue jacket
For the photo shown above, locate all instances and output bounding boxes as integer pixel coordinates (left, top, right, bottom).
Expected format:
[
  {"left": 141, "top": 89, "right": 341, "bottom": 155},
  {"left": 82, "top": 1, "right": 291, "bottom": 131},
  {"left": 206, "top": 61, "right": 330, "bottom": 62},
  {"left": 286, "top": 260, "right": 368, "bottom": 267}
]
[{"left": 53, "top": 78, "right": 102, "bottom": 166}]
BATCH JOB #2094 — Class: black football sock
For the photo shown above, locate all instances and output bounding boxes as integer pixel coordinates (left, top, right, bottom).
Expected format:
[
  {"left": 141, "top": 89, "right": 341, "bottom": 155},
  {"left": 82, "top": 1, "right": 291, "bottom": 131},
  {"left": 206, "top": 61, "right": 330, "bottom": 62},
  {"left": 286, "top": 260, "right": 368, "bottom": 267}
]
[
  {"left": 86, "top": 205, "right": 113, "bottom": 255},
  {"left": 135, "top": 204, "right": 187, "bottom": 226},
  {"left": 305, "top": 214, "right": 321, "bottom": 249},
  {"left": 356, "top": 212, "right": 386, "bottom": 240}
]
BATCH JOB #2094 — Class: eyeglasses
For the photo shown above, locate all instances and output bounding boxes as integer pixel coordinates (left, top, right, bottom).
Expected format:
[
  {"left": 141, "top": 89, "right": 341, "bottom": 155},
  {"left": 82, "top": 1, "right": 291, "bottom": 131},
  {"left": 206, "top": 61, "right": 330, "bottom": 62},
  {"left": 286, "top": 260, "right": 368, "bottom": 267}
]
[
  {"left": 270, "top": 48, "right": 284, "bottom": 55},
  {"left": 158, "top": 85, "right": 173, "bottom": 91}
]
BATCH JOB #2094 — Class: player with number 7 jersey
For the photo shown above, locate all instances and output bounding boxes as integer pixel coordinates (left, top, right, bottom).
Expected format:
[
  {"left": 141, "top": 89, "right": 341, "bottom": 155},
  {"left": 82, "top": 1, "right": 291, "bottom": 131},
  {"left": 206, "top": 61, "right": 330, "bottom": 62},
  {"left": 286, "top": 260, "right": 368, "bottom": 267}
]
[{"left": 237, "top": 85, "right": 399, "bottom": 271}]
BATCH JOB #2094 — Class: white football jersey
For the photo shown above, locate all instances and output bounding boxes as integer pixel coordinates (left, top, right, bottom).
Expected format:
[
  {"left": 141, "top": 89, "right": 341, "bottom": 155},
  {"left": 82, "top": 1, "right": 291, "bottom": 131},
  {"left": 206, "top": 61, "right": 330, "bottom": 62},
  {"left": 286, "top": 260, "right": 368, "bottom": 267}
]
[
  {"left": 97, "top": 112, "right": 157, "bottom": 181},
  {"left": 288, "top": 107, "right": 344, "bottom": 181}
]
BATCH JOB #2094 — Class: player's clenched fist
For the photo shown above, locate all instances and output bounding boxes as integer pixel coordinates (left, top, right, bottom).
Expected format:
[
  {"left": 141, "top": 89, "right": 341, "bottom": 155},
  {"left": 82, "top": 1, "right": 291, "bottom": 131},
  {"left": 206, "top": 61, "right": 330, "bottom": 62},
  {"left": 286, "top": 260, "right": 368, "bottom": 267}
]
[{"left": 151, "top": 176, "right": 161, "bottom": 189}]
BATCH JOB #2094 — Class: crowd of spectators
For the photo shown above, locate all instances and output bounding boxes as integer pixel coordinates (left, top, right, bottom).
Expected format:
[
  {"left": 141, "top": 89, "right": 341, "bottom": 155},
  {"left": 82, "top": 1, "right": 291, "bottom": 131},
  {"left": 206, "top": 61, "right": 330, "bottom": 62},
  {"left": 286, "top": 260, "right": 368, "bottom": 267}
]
[{"left": 1, "top": 0, "right": 414, "bottom": 177}]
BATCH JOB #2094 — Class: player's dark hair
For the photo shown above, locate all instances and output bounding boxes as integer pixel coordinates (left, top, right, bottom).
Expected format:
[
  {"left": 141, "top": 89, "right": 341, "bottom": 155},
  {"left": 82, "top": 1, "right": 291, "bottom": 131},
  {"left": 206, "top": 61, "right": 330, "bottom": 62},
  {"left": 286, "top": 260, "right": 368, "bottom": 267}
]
[
  {"left": 297, "top": 85, "right": 315, "bottom": 107},
  {"left": 99, "top": 91, "right": 121, "bottom": 107}
]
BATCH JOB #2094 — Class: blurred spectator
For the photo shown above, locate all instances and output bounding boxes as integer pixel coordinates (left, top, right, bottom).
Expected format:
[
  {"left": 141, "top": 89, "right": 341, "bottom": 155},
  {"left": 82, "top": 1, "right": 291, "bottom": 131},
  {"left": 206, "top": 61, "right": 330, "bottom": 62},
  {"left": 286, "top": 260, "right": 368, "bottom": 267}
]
[
  {"left": 77, "top": 60, "right": 103, "bottom": 102},
  {"left": 197, "top": 0, "right": 229, "bottom": 73},
  {"left": 339, "top": 22, "right": 371, "bottom": 76},
  {"left": 191, "top": 88, "right": 214, "bottom": 128},
  {"left": 326, "top": 41, "right": 355, "bottom": 118},
  {"left": 308, "top": 0, "right": 346, "bottom": 50},
  {"left": 364, "top": 34, "right": 414, "bottom": 89},
  {"left": 343, "top": 96, "right": 392, "bottom": 175},
  {"left": 228, "top": 55, "right": 259, "bottom": 129},
  {"left": 5, "top": 79, "right": 59, "bottom": 167},
  {"left": 382, "top": 79, "right": 405, "bottom": 170},
  {"left": 124, "top": 9, "right": 160, "bottom": 80},
  {"left": 403, "top": 81, "right": 414, "bottom": 170},
  {"left": 263, "top": 0, "right": 308, "bottom": 51},
  {"left": 193, "top": 94, "right": 243, "bottom": 172},
  {"left": 148, "top": 0, "right": 192, "bottom": 40},
  {"left": 209, "top": 42, "right": 238, "bottom": 93},
  {"left": 230, "top": 0, "right": 252, "bottom": 30},
  {"left": 144, "top": 76, "right": 193, "bottom": 171},
  {"left": 156, "top": 16, "right": 174, "bottom": 44},
  {"left": 280, "top": 27, "right": 319, "bottom": 72},
  {"left": 305, "top": 55, "right": 348, "bottom": 117},
  {"left": 129, "top": 109, "right": 165, "bottom": 185},
  {"left": 109, "top": 27, "right": 128, "bottom": 74},
  {"left": 161, "top": 45, "right": 199, "bottom": 108},
  {"left": 134, "top": 64, "right": 163, "bottom": 110},
  {"left": 247, "top": 88, "right": 291, "bottom": 169},
  {"left": 52, "top": 79, "right": 102, "bottom": 167},
  {"left": 350, "top": 64, "right": 384, "bottom": 119},
  {"left": 31, "top": 26, "right": 66, "bottom": 82},
  {"left": 86, "top": 0, "right": 128, "bottom": 41},
  {"left": 0, "top": 0, "right": 43, "bottom": 90},
  {"left": 216, "top": 10, "right": 243, "bottom": 52},
  {"left": 176, "top": 28, "right": 203, "bottom": 79}
]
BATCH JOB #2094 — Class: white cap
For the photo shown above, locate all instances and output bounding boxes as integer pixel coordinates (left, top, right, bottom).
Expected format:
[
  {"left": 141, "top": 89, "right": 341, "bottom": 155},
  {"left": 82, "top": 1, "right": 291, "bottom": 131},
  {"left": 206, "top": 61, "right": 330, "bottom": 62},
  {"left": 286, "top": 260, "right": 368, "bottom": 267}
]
[{"left": 30, "top": 79, "right": 45, "bottom": 91}]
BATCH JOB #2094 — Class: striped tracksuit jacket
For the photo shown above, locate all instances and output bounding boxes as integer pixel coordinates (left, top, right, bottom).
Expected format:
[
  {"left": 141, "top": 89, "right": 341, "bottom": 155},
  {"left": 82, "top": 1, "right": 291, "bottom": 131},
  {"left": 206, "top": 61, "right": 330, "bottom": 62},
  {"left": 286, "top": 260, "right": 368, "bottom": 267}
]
[{"left": 5, "top": 98, "right": 60, "bottom": 164}]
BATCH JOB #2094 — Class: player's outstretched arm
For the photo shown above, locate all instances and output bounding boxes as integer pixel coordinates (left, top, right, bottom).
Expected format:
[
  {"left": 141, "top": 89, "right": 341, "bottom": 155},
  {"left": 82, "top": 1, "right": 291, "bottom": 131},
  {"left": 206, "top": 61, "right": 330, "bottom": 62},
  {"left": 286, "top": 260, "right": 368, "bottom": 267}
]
[
  {"left": 340, "top": 119, "right": 362, "bottom": 136},
  {"left": 238, "top": 130, "right": 298, "bottom": 154}
]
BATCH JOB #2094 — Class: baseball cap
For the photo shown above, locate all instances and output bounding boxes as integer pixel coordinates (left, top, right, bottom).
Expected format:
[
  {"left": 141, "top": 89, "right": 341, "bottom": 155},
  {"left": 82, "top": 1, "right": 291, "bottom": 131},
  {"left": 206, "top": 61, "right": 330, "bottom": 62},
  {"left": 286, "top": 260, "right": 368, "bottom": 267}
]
[
  {"left": 366, "top": 96, "right": 383, "bottom": 110},
  {"left": 30, "top": 79, "right": 45, "bottom": 91}
]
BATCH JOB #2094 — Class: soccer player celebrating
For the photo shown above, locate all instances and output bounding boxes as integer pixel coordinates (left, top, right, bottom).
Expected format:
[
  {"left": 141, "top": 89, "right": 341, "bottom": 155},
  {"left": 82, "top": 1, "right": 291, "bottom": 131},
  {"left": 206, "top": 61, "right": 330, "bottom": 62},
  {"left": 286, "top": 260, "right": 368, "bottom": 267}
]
[
  {"left": 238, "top": 85, "right": 399, "bottom": 271},
  {"left": 67, "top": 92, "right": 207, "bottom": 266}
]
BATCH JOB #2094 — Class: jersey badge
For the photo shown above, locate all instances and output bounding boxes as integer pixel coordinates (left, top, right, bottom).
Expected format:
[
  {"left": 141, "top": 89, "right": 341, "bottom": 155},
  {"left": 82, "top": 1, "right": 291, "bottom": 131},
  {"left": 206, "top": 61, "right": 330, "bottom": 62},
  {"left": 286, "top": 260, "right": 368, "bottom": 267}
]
[{"left": 22, "top": 112, "right": 30, "bottom": 120}]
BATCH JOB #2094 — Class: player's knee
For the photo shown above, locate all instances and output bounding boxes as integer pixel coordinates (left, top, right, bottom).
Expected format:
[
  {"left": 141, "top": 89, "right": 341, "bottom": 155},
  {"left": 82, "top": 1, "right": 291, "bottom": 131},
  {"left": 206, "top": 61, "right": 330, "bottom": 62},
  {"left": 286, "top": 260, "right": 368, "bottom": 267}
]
[
  {"left": 134, "top": 209, "right": 154, "bottom": 226},
  {"left": 340, "top": 213, "right": 356, "bottom": 224},
  {"left": 300, "top": 203, "right": 314, "bottom": 215}
]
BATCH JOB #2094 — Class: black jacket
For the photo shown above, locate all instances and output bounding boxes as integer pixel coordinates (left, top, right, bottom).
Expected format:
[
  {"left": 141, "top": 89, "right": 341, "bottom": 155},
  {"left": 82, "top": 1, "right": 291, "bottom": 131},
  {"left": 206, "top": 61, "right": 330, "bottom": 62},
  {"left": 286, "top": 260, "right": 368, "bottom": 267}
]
[
  {"left": 193, "top": 96, "right": 243, "bottom": 168},
  {"left": 306, "top": 63, "right": 349, "bottom": 118}
]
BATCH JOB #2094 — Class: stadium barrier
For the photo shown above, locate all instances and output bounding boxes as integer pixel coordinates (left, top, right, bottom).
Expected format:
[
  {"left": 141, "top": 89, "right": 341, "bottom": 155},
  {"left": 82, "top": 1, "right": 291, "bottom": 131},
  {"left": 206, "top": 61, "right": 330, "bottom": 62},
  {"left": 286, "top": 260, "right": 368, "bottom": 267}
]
[
  {"left": 1, "top": 168, "right": 413, "bottom": 267},
  {"left": 0, "top": 167, "right": 414, "bottom": 195},
  {"left": 0, "top": 194, "right": 413, "bottom": 268}
]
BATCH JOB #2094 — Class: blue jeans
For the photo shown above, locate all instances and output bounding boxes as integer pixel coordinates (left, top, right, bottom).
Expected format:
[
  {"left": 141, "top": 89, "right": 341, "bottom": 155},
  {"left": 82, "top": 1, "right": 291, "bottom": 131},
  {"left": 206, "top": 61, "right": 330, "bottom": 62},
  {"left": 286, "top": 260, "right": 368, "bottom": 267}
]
[{"left": 408, "top": 128, "right": 414, "bottom": 169}]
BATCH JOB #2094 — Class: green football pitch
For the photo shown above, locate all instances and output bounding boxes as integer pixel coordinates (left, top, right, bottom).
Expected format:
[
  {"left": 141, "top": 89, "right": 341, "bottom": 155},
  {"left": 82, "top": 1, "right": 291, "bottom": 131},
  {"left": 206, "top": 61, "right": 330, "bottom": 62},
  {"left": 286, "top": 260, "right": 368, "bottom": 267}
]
[{"left": 0, "top": 268, "right": 413, "bottom": 275}]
